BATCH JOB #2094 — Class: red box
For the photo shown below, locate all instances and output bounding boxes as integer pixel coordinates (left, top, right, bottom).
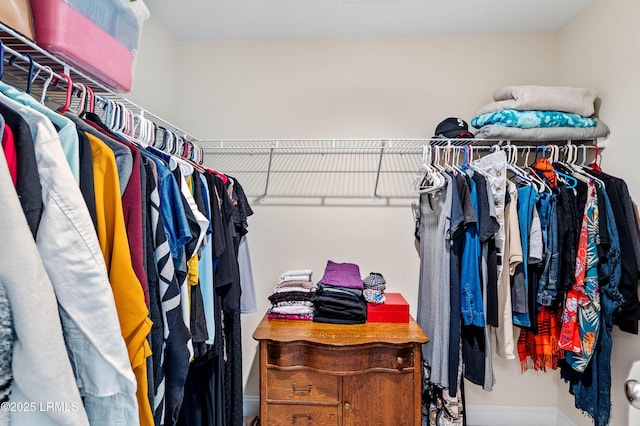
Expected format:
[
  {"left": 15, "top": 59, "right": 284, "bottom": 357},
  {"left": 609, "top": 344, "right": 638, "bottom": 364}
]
[{"left": 367, "top": 293, "right": 409, "bottom": 323}]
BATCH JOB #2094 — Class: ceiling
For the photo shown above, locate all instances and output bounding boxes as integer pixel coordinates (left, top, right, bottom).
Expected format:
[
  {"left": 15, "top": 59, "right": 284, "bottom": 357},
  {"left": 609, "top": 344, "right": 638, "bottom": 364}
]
[{"left": 144, "top": 0, "right": 597, "bottom": 41}]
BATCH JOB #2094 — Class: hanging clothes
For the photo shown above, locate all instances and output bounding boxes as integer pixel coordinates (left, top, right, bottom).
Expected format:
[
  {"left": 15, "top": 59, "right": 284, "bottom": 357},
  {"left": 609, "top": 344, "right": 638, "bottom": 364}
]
[
  {"left": 413, "top": 143, "right": 640, "bottom": 426},
  {"left": 0, "top": 72, "right": 256, "bottom": 426}
]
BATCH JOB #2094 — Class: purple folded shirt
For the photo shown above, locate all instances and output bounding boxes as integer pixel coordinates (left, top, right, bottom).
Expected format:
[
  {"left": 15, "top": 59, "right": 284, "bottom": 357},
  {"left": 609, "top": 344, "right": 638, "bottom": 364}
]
[{"left": 319, "top": 260, "right": 364, "bottom": 289}]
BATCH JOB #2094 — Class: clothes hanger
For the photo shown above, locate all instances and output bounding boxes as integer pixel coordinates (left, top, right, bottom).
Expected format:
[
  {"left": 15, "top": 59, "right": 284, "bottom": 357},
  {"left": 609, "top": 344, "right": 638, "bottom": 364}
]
[
  {"left": 442, "top": 143, "right": 457, "bottom": 175},
  {"left": 39, "top": 66, "right": 54, "bottom": 105},
  {"left": 166, "top": 130, "right": 177, "bottom": 155},
  {"left": 412, "top": 145, "right": 445, "bottom": 194},
  {"left": 585, "top": 144, "right": 603, "bottom": 173},
  {"left": 8, "top": 52, "right": 34, "bottom": 94},
  {"left": 114, "top": 102, "right": 128, "bottom": 134},
  {"left": 85, "top": 86, "right": 95, "bottom": 114},
  {"left": 561, "top": 144, "right": 604, "bottom": 187},
  {"left": 155, "top": 126, "right": 167, "bottom": 150},
  {"left": 548, "top": 145, "right": 577, "bottom": 189},
  {"left": 69, "top": 83, "right": 87, "bottom": 116},
  {"left": 105, "top": 97, "right": 117, "bottom": 129},
  {"left": 505, "top": 145, "right": 532, "bottom": 186},
  {"left": 433, "top": 145, "right": 446, "bottom": 173},
  {"left": 446, "top": 145, "right": 463, "bottom": 175},
  {"left": 179, "top": 138, "right": 208, "bottom": 173},
  {"left": 138, "top": 112, "right": 151, "bottom": 145},
  {"left": 192, "top": 143, "right": 204, "bottom": 165},
  {"left": 57, "top": 73, "right": 74, "bottom": 114}
]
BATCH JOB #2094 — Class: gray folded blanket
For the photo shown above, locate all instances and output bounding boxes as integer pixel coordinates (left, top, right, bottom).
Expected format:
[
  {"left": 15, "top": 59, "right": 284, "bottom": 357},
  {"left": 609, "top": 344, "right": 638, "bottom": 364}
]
[
  {"left": 474, "top": 118, "right": 610, "bottom": 142},
  {"left": 477, "top": 85, "right": 597, "bottom": 117}
]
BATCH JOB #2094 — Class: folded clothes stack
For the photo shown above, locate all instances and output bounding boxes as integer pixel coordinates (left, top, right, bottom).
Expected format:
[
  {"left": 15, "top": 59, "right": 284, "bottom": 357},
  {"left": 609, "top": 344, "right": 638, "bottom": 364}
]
[
  {"left": 471, "top": 85, "right": 610, "bottom": 141},
  {"left": 363, "top": 272, "right": 386, "bottom": 304},
  {"left": 312, "top": 261, "right": 367, "bottom": 325},
  {"left": 268, "top": 269, "right": 315, "bottom": 320}
]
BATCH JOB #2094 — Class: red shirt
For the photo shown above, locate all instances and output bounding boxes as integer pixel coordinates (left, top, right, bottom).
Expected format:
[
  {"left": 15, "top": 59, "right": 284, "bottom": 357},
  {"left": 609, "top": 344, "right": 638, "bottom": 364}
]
[{"left": 2, "top": 124, "right": 17, "bottom": 187}]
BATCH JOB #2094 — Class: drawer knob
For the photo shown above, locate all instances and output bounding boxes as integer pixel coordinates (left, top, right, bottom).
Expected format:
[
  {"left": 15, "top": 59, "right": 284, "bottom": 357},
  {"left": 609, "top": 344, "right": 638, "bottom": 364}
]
[
  {"left": 344, "top": 402, "right": 350, "bottom": 410},
  {"left": 397, "top": 356, "right": 404, "bottom": 366},
  {"left": 292, "top": 383, "right": 313, "bottom": 394},
  {"left": 292, "top": 413, "right": 312, "bottom": 424}
]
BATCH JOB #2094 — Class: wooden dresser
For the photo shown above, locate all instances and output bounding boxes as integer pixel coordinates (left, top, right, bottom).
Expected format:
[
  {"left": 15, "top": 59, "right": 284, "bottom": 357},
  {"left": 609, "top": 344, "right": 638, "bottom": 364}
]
[{"left": 253, "top": 314, "right": 429, "bottom": 426}]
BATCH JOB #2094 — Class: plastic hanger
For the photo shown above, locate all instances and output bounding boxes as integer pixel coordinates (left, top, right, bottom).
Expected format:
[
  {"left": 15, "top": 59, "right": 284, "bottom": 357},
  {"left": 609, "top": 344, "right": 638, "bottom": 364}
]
[
  {"left": 69, "top": 83, "right": 87, "bottom": 115},
  {"left": 57, "top": 73, "right": 74, "bottom": 114},
  {"left": 192, "top": 143, "right": 204, "bottom": 165},
  {"left": 9, "top": 52, "right": 34, "bottom": 94},
  {"left": 547, "top": 145, "right": 577, "bottom": 189},
  {"left": 114, "top": 102, "right": 128, "bottom": 134},
  {"left": 86, "top": 86, "right": 95, "bottom": 114},
  {"left": 155, "top": 127, "right": 168, "bottom": 150},
  {"left": 39, "top": 66, "right": 54, "bottom": 104},
  {"left": 585, "top": 144, "right": 603, "bottom": 173},
  {"left": 505, "top": 145, "right": 534, "bottom": 187},
  {"left": 412, "top": 145, "right": 445, "bottom": 194}
]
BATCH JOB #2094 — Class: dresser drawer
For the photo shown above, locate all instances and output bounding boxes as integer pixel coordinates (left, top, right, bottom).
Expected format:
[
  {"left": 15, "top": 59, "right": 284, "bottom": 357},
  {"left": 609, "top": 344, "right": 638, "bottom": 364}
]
[
  {"left": 266, "top": 403, "right": 339, "bottom": 425},
  {"left": 267, "top": 341, "right": 415, "bottom": 372},
  {"left": 267, "top": 368, "right": 339, "bottom": 402}
]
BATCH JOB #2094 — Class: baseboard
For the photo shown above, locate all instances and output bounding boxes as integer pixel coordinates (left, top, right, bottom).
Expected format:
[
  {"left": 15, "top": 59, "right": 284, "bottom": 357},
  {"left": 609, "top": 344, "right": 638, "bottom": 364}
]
[
  {"left": 243, "top": 398, "right": 577, "bottom": 425},
  {"left": 243, "top": 395, "right": 260, "bottom": 418},
  {"left": 466, "top": 404, "right": 578, "bottom": 426}
]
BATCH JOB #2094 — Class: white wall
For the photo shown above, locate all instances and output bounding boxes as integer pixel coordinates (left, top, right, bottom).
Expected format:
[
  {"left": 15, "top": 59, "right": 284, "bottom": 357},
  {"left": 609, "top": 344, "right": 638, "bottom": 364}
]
[
  {"left": 132, "top": 5, "right": 640, "bottom": 423},
  {"left": 128, "top": 15, "right": 180, "bottom": 126},
  {"left": 174, "top": 34, "right": 558, "bottom": 139},
  {"left": 558, "top": 0, "right": 640, "bottom": 425},
  {"left": 168, "top": 32, "right": 569, "bottom": 416}
]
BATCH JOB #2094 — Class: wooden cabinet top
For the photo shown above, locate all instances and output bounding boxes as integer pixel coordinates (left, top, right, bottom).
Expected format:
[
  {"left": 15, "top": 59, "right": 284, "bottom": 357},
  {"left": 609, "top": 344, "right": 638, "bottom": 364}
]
[{"left": 253, "top": 314, "right": 429, "bottom": 346}]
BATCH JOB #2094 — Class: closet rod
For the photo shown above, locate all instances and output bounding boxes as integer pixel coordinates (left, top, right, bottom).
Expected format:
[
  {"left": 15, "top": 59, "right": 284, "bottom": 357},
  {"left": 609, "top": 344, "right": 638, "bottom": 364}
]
[{"left": 0, "top": 22, "right": 204, "bottom": 156}]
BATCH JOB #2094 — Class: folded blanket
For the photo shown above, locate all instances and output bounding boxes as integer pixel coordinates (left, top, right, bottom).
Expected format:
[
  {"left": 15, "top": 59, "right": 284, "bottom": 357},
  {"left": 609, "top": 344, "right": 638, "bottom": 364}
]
[
  {"left": 477, "top": 85, "right": 597, "bottom": 117},
  {"left": 473, "top": 118, "right": 610, "bottom": 142},
  {"left": 471, "top": 109, "right": 596, "bottom": 129}
]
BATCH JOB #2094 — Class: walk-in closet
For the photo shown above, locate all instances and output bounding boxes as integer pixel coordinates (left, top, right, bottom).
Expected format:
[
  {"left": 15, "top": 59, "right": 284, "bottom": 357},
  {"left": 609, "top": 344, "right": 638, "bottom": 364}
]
[{"left": 0, "top": 0, "right": 639, "bottom": 425}]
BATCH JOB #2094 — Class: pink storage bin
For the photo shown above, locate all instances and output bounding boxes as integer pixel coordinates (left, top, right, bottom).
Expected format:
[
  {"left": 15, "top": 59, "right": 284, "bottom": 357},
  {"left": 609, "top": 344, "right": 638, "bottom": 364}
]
[{"left": 30, "top": 0, "right": 147, "bottom": 92}]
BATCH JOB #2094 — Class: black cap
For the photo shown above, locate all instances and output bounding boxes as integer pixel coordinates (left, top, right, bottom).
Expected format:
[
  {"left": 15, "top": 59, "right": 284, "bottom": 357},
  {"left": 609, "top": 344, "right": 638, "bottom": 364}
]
[{"left": 434, "top": 117, "right": 474, "bottom": 139}]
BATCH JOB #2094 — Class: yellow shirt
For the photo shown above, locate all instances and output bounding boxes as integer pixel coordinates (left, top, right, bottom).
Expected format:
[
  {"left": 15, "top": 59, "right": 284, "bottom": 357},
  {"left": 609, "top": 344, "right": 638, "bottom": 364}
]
[{"left": 87, "top": 133, "right": 154, "bottom": 426}]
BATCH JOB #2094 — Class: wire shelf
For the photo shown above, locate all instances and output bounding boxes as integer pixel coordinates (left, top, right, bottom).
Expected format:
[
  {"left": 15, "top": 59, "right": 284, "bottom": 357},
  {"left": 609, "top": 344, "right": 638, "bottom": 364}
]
[{"left": 0, "top": 22, "right": 202, "bottom": 146}]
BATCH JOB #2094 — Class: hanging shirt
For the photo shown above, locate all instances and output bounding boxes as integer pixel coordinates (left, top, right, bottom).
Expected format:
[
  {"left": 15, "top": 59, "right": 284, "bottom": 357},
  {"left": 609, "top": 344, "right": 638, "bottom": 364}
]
[
  {"left": 1, "top": 95, "right": 138, "bottom": 425},
  {"left": 571, "top": 186, "right": 623, "bottom": 426},
  {"left": 87, "top": 132, "right": 154, "bottom": 426},
  {"left": 460, "top": 174, "right": 485, "bottom": 327},
  {"left": 199, "top": 174, "right": 216, "bottom": 344},
  {"left": 537, "top": 193, "right": 560, "bottom": 306},
  {"left": 0, "top": 100, "right": 42, "bottom": 237},
  {"left": 561, "top": 181, "right": 601, "bottom": 372},
  {"left": 416, "top": 175, "right": 452, "bottom": 389},
  {"left": 0, "top": 141, "right": 89, "bottom": 426},
  {"left": 512, "top": 183, "right": 539, "bottom": 327},
  {"left": 494, "top": 182, "right": 522, "bottom": 359},
  {"left": 447, "top": 171, "right": 465, "bottom": 396},
  {"left": 1, "top": 120, "right": 17, "bottom": 187}
]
